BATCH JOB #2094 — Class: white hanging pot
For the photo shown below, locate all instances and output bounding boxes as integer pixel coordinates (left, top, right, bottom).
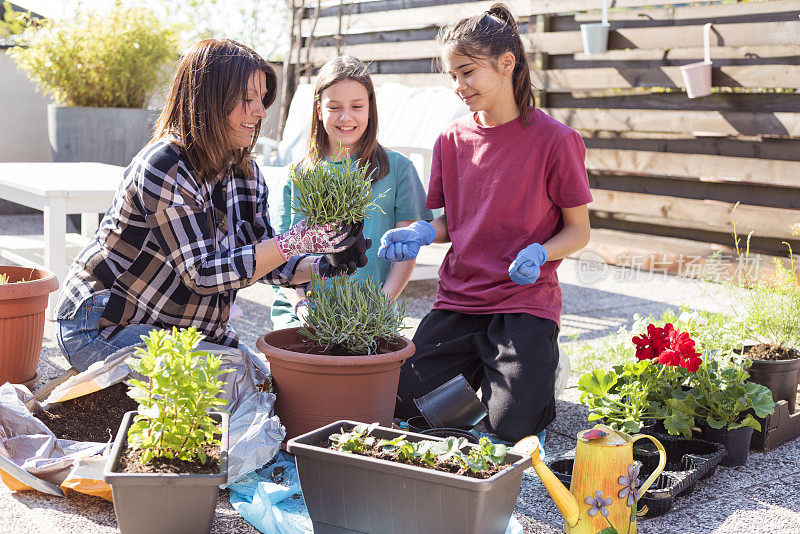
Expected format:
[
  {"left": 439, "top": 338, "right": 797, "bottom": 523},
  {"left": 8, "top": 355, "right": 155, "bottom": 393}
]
[
  {"left": 580, "top": 0, "right": 610, "bottom": 55},
  {"left": 680, "top": 23, "right": 714, "bottom": 98}
]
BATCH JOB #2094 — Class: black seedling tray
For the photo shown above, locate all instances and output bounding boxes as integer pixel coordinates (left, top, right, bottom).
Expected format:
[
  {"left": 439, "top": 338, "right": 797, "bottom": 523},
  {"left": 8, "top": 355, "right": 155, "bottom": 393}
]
[{"left": 548, "top": 433, "right": 726, "bottom": 518}]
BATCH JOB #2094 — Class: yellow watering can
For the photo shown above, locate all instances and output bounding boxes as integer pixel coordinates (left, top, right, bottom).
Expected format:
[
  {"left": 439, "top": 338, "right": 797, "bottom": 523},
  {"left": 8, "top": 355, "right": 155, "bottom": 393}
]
[{"left": 516, "top": 425, "right": 666, "bottom": 534}]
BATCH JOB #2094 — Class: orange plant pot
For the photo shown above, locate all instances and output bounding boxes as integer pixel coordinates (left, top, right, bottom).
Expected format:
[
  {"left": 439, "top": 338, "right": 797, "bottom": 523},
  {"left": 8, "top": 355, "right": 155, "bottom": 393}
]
[
  {"left": 256, "top": 328, "right": 414, "bottom": 441},
  {"left": 0, "top": 266, "right": 59, "bottom": 389}
]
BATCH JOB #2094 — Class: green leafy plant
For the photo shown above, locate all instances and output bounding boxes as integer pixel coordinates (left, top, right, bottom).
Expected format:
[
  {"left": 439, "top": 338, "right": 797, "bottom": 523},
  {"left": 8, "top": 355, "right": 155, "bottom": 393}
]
[
  {"left": 301, "top": 273, "right": 408, "bottom": 355},
  {"left": 9, "top": 4, "right": 181, "bottom": 107},
  {"left": 328, "top": 424, "right": 508, "bottom": 477},
  {"left": 687, "top": 355, "right": 775, "bottom": 431},
  {"left": 0, "top": 1, "right": 41, "bottom": 43},
  {"left": 290, "top": 154, "right": 382, "bottom": 226},
  {"left": 125, "top": 327, "right": 233, "bottom": 465}
]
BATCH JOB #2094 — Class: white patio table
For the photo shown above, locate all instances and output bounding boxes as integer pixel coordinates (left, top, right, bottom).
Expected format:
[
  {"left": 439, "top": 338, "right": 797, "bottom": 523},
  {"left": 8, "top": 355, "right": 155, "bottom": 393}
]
[{"left": 0, "top": 162, "right": 123, "bottom": 318}]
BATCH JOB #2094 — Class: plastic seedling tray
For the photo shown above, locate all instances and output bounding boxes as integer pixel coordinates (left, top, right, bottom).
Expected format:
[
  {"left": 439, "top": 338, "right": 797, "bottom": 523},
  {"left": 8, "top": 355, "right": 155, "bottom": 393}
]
[{"left": 548, "top": 433, "right": 726, "bottom": 518}]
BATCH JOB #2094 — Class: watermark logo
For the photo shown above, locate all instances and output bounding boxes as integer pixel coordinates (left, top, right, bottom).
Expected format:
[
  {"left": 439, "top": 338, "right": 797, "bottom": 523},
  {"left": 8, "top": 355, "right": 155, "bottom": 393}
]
[{"left": 575, "top": 250, "right": 609, "bottom": 284}]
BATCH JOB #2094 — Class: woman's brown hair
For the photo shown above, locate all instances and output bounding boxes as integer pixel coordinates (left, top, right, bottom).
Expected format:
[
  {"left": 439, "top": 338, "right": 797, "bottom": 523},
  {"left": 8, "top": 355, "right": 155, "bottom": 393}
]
[
  {"left": 152, "top": 38, "right": 277, "bottom": 181},
  {"left": 438, "top": 3, "right": 535, "bottom": 126},
  {"left": 300, "top": 55, "right": 389, "bottom": 182}
]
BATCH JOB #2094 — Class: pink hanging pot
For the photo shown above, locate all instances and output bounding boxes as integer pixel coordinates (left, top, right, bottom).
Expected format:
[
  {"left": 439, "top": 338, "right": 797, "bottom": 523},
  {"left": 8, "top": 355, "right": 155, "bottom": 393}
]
[{"left": 680, "top": 23, "right": 714, "bottom": 98}]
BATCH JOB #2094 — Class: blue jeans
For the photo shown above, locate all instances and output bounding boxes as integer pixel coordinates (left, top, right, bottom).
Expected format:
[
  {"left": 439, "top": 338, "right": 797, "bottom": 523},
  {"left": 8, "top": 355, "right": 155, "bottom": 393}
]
[{"left": 57, "top": 289, "right": 267, "bottom": 374}]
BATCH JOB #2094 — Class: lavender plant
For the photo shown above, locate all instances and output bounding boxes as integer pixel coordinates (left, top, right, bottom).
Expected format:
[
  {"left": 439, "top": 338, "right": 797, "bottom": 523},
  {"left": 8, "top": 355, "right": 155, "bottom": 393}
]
[
  {"left": 290, "top": 154, "right": 381, "bottom": 226},
  {"left": 300, "top": 273, "right": 408, "bottom": 355}
]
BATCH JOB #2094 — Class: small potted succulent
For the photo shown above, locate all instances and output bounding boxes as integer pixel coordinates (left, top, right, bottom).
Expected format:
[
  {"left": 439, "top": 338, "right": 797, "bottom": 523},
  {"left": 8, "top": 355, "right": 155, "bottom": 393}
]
[
  {"left": 290, "top": 152, "right": 381, "bottom": 271},
  {"left": 0, "top": 265, "right": 59, "bottom": 389},
  {"left": 103, "top": 327, "right": 232, "bottom": 534},
  {"left": 257, "top": 274, "right": 413, "bottom": 440},
  {"left": 286, "top": 421, "right": 531, "bottom": 534}
]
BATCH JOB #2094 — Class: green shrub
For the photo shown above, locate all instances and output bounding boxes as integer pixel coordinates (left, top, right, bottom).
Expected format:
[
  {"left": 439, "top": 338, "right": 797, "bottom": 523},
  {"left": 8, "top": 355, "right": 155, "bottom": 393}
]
[
  {"left": 300, "top": 273, "right": 408, "bottom": 355},
  {"left": 291, "top": 155, "right": 382, "bottom": 226},
  {"left": 126, "top": 327, "right": 232, "bottom": 464},
  {"left": 9, "top": 4, "right": 181, "bottom": 108}
]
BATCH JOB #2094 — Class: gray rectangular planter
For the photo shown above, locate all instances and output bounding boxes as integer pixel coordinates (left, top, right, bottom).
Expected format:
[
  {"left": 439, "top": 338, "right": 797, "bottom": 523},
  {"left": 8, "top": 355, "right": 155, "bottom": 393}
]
[
  {"left": 102, "top": 410, "right": 228, "bottom": 534},
  {"left": 287, "top": 420, "right": 532, "bottom": 534}
]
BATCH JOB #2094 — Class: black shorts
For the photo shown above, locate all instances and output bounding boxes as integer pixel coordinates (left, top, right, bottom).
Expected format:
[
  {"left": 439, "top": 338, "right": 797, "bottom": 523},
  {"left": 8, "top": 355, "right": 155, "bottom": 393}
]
[{"left": 395, "top": 309, "right": 558, "bottom": 441}]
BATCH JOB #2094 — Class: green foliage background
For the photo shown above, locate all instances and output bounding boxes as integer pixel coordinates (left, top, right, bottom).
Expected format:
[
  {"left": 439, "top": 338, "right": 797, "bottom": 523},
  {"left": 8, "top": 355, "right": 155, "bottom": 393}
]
[{"left": 9, "top": 4, "right": 181, "bottom": 108}]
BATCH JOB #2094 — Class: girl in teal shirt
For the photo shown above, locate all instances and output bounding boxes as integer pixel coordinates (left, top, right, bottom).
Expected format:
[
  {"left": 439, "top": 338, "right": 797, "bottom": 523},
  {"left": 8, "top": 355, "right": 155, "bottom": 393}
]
[{"left": 270, "top": 56, "right": 432, "bottom": 328}]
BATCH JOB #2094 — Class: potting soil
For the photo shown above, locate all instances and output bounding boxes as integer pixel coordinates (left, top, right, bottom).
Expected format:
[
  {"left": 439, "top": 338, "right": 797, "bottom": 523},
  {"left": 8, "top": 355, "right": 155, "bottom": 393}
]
[
  {"left": 118, "top": 442, "right": 221, "bottom": 475},
  {"left": 746, "top": 343, "right": 800, "bottom": 361},
  {"left": 35, "top": 382, "right": 138, "bottom": 442}
]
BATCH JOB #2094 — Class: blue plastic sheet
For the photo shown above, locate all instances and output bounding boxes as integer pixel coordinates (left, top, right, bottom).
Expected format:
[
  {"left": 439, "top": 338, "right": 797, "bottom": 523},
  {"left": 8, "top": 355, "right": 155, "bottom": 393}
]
[{"left": 229, "top": 451, "right": 524, "bottom": 534}]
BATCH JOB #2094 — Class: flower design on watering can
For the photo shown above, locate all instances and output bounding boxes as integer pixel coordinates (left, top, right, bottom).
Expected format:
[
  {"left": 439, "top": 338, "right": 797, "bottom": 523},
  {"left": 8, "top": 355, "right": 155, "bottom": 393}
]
[
  {"left": 585, "top": 490, "right": 612, "bottom": 517},
  {"left": 618, "top": 463, "right": 641, "bottom": 507}
]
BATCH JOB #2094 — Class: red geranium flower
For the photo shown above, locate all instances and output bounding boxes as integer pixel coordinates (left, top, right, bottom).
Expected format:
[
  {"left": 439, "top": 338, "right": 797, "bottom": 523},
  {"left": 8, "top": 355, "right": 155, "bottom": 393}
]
[{"left": 632, "top": 323, "right": 702, "bottom": 373}]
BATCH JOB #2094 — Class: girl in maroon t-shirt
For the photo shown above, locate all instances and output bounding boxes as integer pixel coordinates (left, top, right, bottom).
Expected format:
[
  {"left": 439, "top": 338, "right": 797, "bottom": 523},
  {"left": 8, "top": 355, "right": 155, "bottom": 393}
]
[{"left": 378, "top": 3, "right": 593, "bottom": 448}]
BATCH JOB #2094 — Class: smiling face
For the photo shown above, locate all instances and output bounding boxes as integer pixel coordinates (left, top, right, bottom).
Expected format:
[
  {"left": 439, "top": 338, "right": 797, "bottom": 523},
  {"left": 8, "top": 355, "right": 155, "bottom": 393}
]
[
  {"left": 228, "top": 70, "right": 268, "bottom": 150},
  {"left": 317, "top": 79, "right": 370, "bottom": 159},
  {"left": 442, "top": 45, "right": 515, "bottom": 118}
]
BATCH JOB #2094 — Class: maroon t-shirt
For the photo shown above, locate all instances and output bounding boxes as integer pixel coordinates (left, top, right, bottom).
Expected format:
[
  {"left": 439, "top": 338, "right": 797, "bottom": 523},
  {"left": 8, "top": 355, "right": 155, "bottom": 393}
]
[{"left": 427, "top": 108, "right": 593, "bottom": 326}]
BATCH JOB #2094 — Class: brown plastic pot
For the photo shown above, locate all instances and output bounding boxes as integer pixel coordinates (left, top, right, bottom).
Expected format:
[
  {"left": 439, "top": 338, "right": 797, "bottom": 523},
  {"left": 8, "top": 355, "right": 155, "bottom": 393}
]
[
  {"left": 0, "top": 265, "right": 59, "bottom": 389},
  {"left": 256, "top": 327, "right": 414, "bottom": 441}
]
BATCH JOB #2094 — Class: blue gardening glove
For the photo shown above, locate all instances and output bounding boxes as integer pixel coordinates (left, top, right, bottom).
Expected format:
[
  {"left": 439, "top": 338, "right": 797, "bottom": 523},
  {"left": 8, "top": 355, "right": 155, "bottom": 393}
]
[
  {"left": 378, "top": 220, "right": 435, "bottom": 262},
  {"left": 509, "top": 243, "right": 548, "bottom": 285}
]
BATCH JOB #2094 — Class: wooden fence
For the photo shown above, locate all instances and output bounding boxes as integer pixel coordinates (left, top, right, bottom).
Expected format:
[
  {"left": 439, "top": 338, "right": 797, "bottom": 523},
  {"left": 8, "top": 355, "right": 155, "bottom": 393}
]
[{"left": 293, "top": 0, "right": 800, "bottom": 278}]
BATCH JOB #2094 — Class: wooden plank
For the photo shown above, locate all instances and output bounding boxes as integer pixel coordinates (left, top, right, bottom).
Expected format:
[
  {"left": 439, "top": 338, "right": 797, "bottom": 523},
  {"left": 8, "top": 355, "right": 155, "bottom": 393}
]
[
  {"left": 589, "top": 189, "right": 800, "bottom": 240},
  {"left": 548, "top": 92, "right": 800, "bottom": 114},
  {"left": 575, "top": 0, "right": 800, "bottom": 23},
  {"left": 572, "top": 44, "right": 800, "bottom": 63},
  {"left": 305, "top": 0, "right": 700, "bottom": 36},
  {"left": 585, "top": 149, "right": 800, "bottom": 188},
  {"left": 543, "top": 107, "right": 800, "bottom": 137},
  {"left": 303, "top": 20, "right": 800, "bottom": 62},
  {"left": 529, "top": 65, "right": 800, "bottom": 91},
  {"left": 578, "top": 227, "right": 793, "bottom": 282},
  {"left": 583, "top": 134, "right": 800, "bottom": 164}
]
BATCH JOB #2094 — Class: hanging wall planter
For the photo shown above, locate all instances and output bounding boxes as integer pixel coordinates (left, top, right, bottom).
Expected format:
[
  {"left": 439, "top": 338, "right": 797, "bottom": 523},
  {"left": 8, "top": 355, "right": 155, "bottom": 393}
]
[
  {"left": 0, "top": 265, "right": 59, "bottom": 389},
  {"left": 679, "top": 22, "right": 714, "bottom": 98},
  {"left": 580, "top": 0, "right": 610, "bottom": 55}
]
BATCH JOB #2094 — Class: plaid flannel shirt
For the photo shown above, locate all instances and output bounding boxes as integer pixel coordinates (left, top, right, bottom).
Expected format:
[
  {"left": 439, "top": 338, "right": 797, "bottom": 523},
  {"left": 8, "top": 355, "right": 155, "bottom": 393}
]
[{"left": 56, "top": 140, "right": 302, "bottom": 347}]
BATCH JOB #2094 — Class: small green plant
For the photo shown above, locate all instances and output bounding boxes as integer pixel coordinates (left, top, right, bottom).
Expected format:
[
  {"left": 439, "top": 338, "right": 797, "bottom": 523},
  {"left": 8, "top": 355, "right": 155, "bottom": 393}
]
[
  {"left": 9, "top": 4, "right": 181, "bottom": 107},
  {"left": 328, "top": 424, "right": 508, "bottom": 477},
  {"left": 688, "top": 355, "right": 775, "bottom": 431},
  {"left": 301, "top": 273, "right": 408, "bottom": 355},
  {"left": 290, "top": 154, "right": 382, "bottom": 226},
  {"left": 126, "top": 327, "right": 232, "bottom": 464}
]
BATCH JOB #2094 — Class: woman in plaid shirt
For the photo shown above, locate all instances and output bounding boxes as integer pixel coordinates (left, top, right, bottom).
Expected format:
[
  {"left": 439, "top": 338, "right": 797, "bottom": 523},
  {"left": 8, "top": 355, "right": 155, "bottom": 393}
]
[{"left": 56, "top": 39, "right": 355, "bottom": 373}]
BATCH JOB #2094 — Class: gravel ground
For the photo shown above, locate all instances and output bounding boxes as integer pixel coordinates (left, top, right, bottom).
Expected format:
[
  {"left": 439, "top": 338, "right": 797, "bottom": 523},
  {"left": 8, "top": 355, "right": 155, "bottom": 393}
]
[{"left": 1, "top": 214, "right": 799, "bottom": 533}]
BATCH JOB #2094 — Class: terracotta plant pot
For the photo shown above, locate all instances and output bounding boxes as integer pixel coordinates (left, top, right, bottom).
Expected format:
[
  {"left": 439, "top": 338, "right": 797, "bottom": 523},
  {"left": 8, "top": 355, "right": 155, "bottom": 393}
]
[
  {"left": 0, "top": 265, "right": 59, "bottom": 389},
  {"left": 256, "top": 327, "right": 414, "bottom": 441}
]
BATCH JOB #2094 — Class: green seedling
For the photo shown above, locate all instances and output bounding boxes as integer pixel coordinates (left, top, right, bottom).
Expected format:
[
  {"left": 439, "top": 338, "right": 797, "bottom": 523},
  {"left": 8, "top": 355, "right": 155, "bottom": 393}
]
[{"left": 125, "top": 327, "right": 233, "bottom": 465}]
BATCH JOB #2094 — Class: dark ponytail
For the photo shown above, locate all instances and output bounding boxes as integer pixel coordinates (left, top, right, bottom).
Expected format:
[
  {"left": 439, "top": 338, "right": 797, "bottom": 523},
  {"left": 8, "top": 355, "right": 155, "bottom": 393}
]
[{"left": 438, "top": 3, "right": 535, "bottom": 126}]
